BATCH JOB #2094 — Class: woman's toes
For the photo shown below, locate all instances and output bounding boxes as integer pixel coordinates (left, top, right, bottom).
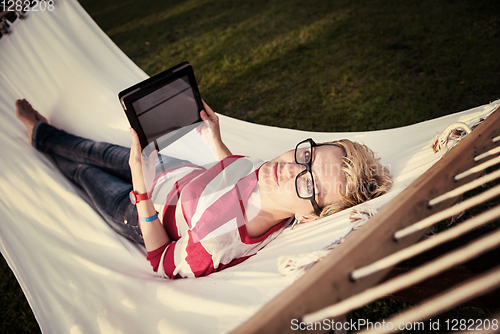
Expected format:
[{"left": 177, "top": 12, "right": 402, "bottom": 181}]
[{"left": 15, "top": 99, "right": 37, "bottom": 126}]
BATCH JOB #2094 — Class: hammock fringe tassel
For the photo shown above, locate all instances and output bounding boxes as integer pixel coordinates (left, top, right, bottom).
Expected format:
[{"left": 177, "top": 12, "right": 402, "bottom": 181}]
[
  {"left": 431, "top": 122, "right": 472, "bottom": 153},
  {"left": 278, "top": 204, "right": 378, "bottom": 277}
]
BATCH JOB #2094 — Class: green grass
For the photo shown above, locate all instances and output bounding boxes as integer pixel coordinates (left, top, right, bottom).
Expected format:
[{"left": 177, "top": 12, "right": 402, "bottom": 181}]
[
  {"left": 80, "top": 0, "right": 499, "bottom": 132},
  {"left": 0, "top": 255, "right": 40, "bottom": 334},
  {"left": 1, "top": 0, "right": 499, "bottom": 332}
]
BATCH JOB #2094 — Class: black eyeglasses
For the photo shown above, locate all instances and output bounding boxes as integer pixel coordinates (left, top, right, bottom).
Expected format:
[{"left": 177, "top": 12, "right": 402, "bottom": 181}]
[{"left": 294, "top": 138, "right": 322, "bottom": 216}]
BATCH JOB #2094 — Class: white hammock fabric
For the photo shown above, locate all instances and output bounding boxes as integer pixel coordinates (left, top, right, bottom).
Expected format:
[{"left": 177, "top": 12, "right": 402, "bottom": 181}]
[{"left": 0, "top": 1, "right": 497, "bottom": 333}]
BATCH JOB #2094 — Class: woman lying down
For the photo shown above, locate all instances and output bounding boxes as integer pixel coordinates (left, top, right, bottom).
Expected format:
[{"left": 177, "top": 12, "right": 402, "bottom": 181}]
[{"left": 15, "top": 98, "right": 392, "bottom": 279}]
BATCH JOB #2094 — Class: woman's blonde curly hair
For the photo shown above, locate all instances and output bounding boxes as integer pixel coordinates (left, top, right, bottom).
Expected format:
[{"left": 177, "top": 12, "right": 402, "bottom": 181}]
[{"left": 318, "top": 139, "right": 392, "bottom": 218}]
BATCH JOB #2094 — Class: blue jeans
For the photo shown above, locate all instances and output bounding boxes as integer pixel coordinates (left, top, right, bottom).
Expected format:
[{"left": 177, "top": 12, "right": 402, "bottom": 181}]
[{"left": 32, "top": 122, "right": 144, "bottom": 244}]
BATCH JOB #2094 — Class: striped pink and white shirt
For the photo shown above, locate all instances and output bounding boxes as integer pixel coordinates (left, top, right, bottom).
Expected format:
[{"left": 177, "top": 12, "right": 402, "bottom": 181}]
[{"left": 147, "top": 155, "right": 291, "bottom": 279}]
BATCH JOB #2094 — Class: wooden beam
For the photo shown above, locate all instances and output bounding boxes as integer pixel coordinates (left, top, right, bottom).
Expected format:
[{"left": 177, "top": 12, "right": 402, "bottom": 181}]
[{"left": 233, "top": 106, "right": 500, "bottom": 334}]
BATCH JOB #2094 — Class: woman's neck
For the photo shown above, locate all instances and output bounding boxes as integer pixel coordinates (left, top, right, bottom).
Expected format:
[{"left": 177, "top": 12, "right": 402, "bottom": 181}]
[
  {"left": 245, "top": 187, "right": 292, "bottom": 238},
  {"left": 246, "top": 211, "right": 285, "bottom": 238}
]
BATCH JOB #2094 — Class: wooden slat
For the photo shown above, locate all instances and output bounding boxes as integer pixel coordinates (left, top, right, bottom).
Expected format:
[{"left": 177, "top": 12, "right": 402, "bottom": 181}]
[
  {"left": 357, "top": 266, "right": 500, "bottom": 334},
  {"left": 352, "top": 203, "right": 500, "bottom": 280},
  {"left": 304, "top": 226, "right": 500, "bottom": 322},
  {"left": 232, "top": 106, "right": 500, "bottom": 334},
  {"left": 384, "top": 225, "right": 500, "bottom": 308}
]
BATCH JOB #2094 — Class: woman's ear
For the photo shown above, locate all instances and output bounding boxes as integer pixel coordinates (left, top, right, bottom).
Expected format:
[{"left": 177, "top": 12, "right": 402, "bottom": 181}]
[{"left": 294, "top": 213, "right": 319, "bottom": 223}]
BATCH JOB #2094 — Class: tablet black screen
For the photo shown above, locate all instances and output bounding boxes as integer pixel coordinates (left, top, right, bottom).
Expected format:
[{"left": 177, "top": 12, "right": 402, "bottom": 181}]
[{"left": 132, "top": 75, "right": 199, "bottom": 144}]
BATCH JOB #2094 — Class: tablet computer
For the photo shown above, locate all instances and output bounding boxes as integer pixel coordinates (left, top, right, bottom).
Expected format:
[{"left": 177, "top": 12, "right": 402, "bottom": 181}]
[{"left": 119, "top": 62, "right": 203, "bottom": 153}]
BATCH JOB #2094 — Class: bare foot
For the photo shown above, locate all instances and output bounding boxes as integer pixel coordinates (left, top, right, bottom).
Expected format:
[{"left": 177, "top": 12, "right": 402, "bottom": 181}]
[{"left": 15, "top": 99, "right": 47, "bottom": 144}]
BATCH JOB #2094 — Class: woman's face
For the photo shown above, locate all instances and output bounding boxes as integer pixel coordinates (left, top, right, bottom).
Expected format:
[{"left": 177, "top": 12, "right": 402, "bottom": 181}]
[{"left": 258, "top": 144, "right": 345, "bottom": 221}]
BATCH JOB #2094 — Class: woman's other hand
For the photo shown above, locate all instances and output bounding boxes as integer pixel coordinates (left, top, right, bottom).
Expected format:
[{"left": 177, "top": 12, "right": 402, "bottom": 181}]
[
  {"left": 199, "top": 100, "right": 222, "bottom": 141},
  {"left": 196, "top": 101, "right": 232, "bottom": 160}
]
